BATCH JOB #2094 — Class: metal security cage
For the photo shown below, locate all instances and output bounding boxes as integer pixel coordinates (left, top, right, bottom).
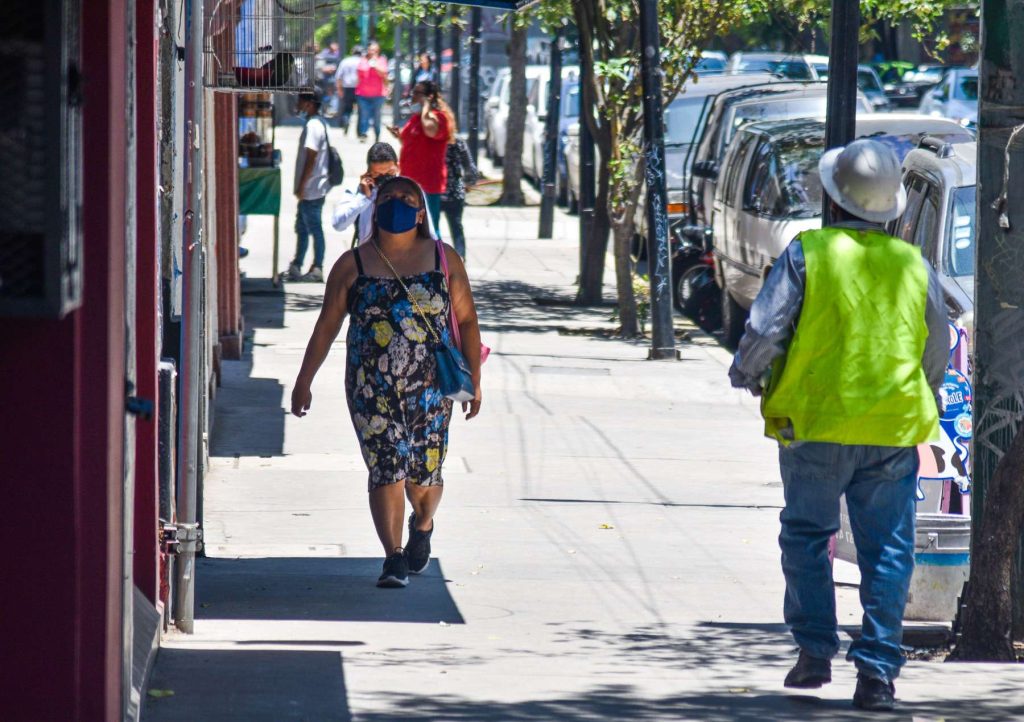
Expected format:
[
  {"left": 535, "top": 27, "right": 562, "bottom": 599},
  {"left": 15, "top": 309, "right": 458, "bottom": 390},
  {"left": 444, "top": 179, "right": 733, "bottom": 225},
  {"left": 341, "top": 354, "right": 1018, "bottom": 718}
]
[
  {"left": 204, "top": 0, "right": 316, "bottom": 93},
  {"left": 0, "top": 0, "right": 83, "bottom": 318}
]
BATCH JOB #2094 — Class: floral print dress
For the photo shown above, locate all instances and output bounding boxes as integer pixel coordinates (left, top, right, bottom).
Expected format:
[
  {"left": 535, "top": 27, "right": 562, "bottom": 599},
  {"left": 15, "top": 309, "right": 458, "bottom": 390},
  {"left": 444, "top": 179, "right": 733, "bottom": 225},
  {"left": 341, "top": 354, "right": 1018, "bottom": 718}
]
[{"left": 345, "top": 245, "right": 455, "bottom": 490}]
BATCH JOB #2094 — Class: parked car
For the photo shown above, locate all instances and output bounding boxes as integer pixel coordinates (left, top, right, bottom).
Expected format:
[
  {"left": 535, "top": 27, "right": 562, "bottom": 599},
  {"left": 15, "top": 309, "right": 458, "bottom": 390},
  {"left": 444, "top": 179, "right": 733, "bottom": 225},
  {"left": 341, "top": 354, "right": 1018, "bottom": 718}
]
[
  {"left": 874, "top": 60, "right": 928, "bottom": 108},
  {"left": 725, "top": 52, "right": 816, "bottom": 80},
  {"left": 919, "top": 67, "right": 979, "bottom": 129},
  {"left": 632, "top": 73, "right": 782, "bottom": 260},
  {"left": 556, "top": 79, "right": 580, "bottom": 204},
  {"left": 483, "top": 69, "right": 509, "bottom": 160},
  {"left": 889, "top": 139, "right": 976, "bottom": 340},
  {"left": 711, "top": 114, "right": 974, "bottom": 346},
  {"left": 484, "top": 66, "right": 544, "bottom": 166},
  {"left": 522, "top": 66, "right": 580, "bottom": 184},
  {"left": 856, "top": 65, "right": 891, "bottom": 111},
  {"left": 695, "top": 50, "right": 728, "bottom": 74},
  {"left": 688, "top": 80, "right": 871, "bottom": 237}
]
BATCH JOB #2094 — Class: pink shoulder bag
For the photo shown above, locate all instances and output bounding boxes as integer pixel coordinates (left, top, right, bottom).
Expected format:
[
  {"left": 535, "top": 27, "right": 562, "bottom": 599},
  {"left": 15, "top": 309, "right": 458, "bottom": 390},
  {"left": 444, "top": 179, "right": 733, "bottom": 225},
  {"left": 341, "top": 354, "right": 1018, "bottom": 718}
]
[{"left": 437, "top": 239, "right": 490, "bottom": 363}]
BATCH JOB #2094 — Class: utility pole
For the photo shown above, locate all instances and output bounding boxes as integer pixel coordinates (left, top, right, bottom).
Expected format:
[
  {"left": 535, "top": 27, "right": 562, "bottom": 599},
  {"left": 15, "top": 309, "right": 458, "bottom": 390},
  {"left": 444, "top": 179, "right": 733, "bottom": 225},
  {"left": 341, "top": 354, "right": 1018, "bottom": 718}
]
[
  {"left": 174, "top": 0, "right": 205, "bottom": 634},
  {"left": 392, "top": 22, "right": 402, "bottom": 125},
  {"left": 467, "top": 7, "right": 482, "bottom": 164},
  {"left": 578, "top": 32, "right": 596, "bottom": 279},
  {"left": 539, "top": 28, "right": 562, "bottom": 239},
  {"left": 973, "top": 0, "right": 1024, "bottom": 637},
  {"left": 822, "top": 0, "right": 860, "bottom": 224},
  {"left": 637, "top": 0, "right": 675, "bottom": 359},
  {"left": 449, "top": 8, "right": 462, "bottom": 130},
  {"left": 434, "top": 14, "right": 444, "bottom": 88}
]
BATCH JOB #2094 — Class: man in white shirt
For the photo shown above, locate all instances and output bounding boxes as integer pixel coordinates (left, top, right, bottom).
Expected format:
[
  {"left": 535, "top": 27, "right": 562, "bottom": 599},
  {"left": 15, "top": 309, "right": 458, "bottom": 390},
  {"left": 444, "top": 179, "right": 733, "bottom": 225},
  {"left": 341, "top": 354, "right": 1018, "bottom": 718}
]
[
  {"left": 288, "top": 94, "right": 331, "bottom": 282},
  {"left": 335, "top": 46, "right": 362, "bottom": 134}
]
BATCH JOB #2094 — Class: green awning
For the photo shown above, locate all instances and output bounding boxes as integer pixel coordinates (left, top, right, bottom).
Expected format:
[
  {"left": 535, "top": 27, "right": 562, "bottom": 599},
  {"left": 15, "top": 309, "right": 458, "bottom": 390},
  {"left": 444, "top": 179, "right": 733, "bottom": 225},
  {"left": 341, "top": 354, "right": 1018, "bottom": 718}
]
[{"left": 239, "top": 167, "right": 281, "bottom": 216}]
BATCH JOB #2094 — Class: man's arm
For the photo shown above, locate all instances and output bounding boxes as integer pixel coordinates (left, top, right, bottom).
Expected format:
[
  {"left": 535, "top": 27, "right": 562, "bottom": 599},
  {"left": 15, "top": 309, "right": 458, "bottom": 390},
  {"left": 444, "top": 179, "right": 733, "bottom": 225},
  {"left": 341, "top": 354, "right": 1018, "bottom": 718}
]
[
  {"left": 728, "top": 241, "right": 806, "bottom": 394},
  {"left": 922, "top": 260, "right": 951, "bottom": 393},
  {"left": 331, "top": 192, "right": 372, "bottom": 231}
]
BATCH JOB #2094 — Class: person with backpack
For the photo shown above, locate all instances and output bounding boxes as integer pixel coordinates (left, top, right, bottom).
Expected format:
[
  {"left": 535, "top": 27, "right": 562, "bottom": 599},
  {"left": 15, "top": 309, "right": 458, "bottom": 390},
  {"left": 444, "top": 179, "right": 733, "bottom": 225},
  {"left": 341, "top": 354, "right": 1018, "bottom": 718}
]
[{"left": 288, "top": 93, "right": 343, "bottom": 283}]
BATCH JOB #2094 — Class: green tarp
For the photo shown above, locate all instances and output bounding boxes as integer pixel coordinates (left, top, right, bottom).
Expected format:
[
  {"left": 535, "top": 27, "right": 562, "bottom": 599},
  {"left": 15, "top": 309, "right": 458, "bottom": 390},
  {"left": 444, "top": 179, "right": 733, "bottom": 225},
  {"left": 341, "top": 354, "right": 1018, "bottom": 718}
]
[{"left": 239, "top": 167, "right": 281, "bottom": 216}]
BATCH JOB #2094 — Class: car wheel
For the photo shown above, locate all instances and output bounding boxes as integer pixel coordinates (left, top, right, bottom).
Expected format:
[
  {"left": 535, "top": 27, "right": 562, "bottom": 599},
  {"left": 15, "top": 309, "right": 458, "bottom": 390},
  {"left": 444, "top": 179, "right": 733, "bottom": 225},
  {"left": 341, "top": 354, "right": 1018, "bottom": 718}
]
[
  {"left": 493, "top": 146, "right": 504, "bottom": 168},
  {"left": 484, "top": 132, "right": 493, "bottom": 159},
  {"left": 720, "top": 281, "right": 747, "bottom": 350},
  {"left": 557, "top": 169, "right": 568, "bottom": 206},
  {"left": 568, "top": 187, "right": 579, "bottom": 215}
]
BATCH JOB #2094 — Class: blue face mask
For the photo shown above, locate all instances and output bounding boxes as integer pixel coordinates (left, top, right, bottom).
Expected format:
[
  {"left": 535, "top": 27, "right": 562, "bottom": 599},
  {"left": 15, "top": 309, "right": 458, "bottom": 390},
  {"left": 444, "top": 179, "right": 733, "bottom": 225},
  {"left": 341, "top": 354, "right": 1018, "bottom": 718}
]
[{"left": 376, "top": 197, "right": 421, "bottom": 234}]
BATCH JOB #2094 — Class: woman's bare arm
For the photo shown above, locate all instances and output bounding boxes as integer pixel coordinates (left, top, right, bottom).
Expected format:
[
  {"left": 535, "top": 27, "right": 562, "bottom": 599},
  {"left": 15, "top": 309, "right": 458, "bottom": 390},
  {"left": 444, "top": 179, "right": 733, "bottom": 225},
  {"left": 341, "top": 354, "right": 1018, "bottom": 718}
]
[
  {"left": 291, "top": 252, "right": 358, "bottom": 416},
  {"left": 444, "top": 245, "right": 483, "bottom": 420}
]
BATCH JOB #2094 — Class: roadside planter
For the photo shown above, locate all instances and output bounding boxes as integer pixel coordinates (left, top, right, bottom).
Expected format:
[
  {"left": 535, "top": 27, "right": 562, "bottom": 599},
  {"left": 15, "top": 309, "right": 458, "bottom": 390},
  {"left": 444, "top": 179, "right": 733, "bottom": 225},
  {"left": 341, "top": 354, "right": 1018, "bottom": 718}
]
[{"left": 834, "top": 324, "right": 972, "bottom": 622}]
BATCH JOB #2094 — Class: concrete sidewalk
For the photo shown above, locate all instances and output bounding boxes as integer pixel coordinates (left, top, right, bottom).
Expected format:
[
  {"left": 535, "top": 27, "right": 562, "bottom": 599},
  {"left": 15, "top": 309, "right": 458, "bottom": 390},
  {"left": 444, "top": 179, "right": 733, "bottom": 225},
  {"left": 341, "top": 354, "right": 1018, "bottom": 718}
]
[{"left": 143, "top": 126, "right": 1024, "bottom": 722}]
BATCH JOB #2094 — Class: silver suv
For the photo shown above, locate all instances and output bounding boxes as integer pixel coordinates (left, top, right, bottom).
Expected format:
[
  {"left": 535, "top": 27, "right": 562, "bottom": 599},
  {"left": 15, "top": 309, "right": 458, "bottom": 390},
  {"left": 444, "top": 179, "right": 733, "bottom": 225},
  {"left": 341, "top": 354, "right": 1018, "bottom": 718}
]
[{"left": 889, "top": 139, "right": 976, "bottom": 341}]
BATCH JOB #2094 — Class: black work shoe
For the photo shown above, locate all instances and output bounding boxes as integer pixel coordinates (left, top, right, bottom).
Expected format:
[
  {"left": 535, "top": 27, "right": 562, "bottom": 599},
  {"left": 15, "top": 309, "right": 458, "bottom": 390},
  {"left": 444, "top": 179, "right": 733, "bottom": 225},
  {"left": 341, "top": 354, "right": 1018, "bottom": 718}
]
[
  {"left": 405, "top": 513, "right": 434, "bottom": 574},
  {"left": 853, "top": 673, "right": 896, "bottom": 711},
  {"left": 784, "top": 650, "right": 832, "bottom": 689},
  {"left": 377, "top": 552, "right": 409, "bottom": 588}
]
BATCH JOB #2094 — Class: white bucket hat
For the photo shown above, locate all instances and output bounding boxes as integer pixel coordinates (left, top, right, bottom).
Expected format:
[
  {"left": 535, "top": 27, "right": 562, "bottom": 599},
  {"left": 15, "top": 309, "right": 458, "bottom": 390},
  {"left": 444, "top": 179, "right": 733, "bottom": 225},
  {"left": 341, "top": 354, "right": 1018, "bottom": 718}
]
[{"left": 818, "top": 138, "right": 907, "bottom": 223}]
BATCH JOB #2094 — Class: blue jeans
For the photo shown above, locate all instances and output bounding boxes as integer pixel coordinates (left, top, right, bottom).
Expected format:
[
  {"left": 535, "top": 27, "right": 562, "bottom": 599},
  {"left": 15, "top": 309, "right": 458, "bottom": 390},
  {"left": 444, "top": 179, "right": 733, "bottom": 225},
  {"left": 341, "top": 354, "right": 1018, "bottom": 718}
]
[
  {"left": 293, "top": 197, "right": 326, "bottom": 269},
  {"left": 778, "top": 442, "right": 918, "bottom": 683},
  {"left": 425, "top": 193, "right": 443, "bottom": 240},
  {"left": 356, "top": 95, "right": 385, "bottom": 140}
]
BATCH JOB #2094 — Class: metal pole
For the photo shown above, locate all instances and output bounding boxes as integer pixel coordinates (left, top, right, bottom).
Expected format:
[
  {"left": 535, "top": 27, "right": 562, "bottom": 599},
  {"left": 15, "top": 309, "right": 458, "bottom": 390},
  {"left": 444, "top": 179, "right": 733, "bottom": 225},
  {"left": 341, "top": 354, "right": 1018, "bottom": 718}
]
[
  {"left": 360, "top": 0, "right": 369, "bottom": 48},
  {"left": 638, "top": 0, "right": 676, "bottom": 359},
  {"left": 539, "top": 28, "right": 562, "bottom": 239},
  {"left": 449, "top": 9, "right": 462, "bottom": 130},
  {"left": 433, "top": 14, "right": 443, "bottom": 88},
  {"left": 822, "top": 0, "right": 860, "bottom": 224},
  {"left": 578, "top": 34, "right": 596, "bottom": 277},
  {"left": 392, "top": 22, "right": 403, "bottom": 125},
  {"left": 973, "top": 0, "right": 1024, "bottom": 635},
  {"left": 467, "top": 7, "right": 482, "bottom": 164},
  {"left": 174, "top": 0, "right": 205, "bottom": 634}
]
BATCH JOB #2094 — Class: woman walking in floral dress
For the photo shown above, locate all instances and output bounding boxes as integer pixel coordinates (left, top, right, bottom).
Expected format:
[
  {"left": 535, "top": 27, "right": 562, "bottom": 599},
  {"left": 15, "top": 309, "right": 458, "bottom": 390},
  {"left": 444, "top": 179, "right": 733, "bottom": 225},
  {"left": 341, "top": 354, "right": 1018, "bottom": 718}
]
[{"left": 291, "top": 175, "right": 483, "bottom": 588}]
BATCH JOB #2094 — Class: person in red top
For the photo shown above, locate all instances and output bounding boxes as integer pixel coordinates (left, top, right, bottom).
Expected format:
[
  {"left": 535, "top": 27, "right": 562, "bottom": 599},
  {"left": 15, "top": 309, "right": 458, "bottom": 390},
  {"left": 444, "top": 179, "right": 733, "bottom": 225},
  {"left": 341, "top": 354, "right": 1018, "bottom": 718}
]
[
  {"left": 388, "top": 81, "right": 453, "bottom": 234},
  {"left": 355, "top": 41, "right": 389, "bottom": 142}
]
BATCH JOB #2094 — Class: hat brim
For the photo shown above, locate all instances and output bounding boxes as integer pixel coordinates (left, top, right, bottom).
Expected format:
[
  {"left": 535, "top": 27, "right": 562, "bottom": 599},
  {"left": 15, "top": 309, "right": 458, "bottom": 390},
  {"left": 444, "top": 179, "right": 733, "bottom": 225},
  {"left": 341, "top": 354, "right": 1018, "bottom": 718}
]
[{"left": 819, "top": 147, "right": 907, "bottom": 224}]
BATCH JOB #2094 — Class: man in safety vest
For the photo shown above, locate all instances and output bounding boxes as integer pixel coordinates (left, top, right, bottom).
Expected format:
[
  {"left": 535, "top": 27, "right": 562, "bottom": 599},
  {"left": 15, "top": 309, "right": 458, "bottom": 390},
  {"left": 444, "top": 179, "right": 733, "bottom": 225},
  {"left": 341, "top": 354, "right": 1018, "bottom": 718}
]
[{"left": 728, "top": 139, "right": 949, "bottom": 711}]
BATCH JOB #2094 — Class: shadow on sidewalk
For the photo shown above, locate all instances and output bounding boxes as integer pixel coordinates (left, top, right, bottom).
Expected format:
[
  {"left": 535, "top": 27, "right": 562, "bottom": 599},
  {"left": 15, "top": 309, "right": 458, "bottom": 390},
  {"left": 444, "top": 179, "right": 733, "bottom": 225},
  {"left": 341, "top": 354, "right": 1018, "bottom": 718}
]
[
  {"left": 210, "top": 277, "right": 288, "bottom": 458},
  {"left": 196, "top": 557, "right": 465, "bottom": 624},
  {"left": 141, "top": 648, "right": 351, "bottom": 722}
]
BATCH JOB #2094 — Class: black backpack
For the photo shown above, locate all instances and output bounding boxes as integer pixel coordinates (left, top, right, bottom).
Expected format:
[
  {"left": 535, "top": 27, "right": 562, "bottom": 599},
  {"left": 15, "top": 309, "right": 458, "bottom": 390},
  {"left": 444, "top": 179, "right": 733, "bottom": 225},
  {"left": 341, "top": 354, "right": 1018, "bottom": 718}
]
[{"left": 313, "top": 116, "right": 344, "bottom": 188}]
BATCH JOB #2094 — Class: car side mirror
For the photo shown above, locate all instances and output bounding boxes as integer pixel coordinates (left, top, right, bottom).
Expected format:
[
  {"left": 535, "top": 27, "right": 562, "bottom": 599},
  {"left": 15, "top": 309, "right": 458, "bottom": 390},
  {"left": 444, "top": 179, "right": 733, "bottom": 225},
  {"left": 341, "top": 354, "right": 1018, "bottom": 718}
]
[{"left": 692, "top": 160, "right": 719, "bottom": 180}]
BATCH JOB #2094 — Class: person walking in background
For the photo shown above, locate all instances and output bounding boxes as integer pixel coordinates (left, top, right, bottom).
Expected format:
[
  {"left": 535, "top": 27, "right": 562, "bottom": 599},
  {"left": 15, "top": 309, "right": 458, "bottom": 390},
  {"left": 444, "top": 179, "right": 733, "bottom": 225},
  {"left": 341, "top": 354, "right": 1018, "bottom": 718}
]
[
  {"left": 287, "top": 93, "right": 332, "bottom": 283},
  {"left": 728, "top": 139, "right": 948, "bottom": 712},
  {"left": 440, "top": 131, "right": 478, "bottom": 258},
  {"left": 387, "top": 81, "right": 452, "bottom": 234},
  {"left": 332, "top": 141, "right": 401, "bottom": 246},
  {"left": 291, "top": 175, "right": 483, "bottom": 589},
  {"left": 414, "top": 52, "right": 436, "bottom": 85},
  {"left": 356, "top": 40, "right": 388, "bottom": 142},
  {"left": 335, "top": 45, "right": 362, "bottom": 133}
]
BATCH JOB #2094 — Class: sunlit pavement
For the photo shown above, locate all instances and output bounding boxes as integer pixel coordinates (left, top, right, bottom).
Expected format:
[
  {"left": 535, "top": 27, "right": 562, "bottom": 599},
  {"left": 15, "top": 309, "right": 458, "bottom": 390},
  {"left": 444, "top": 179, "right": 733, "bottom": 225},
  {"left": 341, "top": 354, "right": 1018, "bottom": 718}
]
[{"left": 141, "top": 125, "right": 1024, "bottom": 722}]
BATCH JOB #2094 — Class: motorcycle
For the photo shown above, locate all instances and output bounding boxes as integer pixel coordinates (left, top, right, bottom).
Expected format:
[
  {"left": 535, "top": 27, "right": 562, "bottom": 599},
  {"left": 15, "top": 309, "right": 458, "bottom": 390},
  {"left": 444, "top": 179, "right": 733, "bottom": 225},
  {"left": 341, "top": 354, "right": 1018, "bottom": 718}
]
[{"left": 671, "top": 222, "right": 721, "bottom": 334}]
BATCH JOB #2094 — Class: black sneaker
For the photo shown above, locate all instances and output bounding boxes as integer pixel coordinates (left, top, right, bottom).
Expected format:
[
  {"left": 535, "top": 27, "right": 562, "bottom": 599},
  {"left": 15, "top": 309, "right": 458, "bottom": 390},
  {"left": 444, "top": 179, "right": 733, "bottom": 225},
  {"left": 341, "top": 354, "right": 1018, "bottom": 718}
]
[
  {"left": 405, "top": 513, "right": 434, "bottom": 574},
  {"left": 784, "top": 650, "right": 832, "bottom": 689},
  {"left": 853, "top": 673, "right": 896, "bottom": 711},
  {"left": 377, "top": 552, "right": 409, "bottom": 588}
]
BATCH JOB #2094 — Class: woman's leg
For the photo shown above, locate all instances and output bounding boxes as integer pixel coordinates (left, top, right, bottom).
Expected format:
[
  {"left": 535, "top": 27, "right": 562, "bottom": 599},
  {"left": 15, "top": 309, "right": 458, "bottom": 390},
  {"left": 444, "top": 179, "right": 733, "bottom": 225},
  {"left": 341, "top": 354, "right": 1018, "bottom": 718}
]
[
  {"left": 369, "top": 482, "right": 406, "bottom": 554},
  {"left": 406, "top": 483, "right": 443, "bottom": 531},
  {"left": 426, "top": 194, "right": 443, "bottom": 238}
]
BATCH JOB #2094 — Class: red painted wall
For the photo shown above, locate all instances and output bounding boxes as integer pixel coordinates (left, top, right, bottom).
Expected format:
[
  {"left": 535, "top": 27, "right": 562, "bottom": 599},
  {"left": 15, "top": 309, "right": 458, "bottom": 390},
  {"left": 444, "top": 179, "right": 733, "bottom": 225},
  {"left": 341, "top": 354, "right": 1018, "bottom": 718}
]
[{"left": 215, "top": 93, "right": 242, "bottom": 360}]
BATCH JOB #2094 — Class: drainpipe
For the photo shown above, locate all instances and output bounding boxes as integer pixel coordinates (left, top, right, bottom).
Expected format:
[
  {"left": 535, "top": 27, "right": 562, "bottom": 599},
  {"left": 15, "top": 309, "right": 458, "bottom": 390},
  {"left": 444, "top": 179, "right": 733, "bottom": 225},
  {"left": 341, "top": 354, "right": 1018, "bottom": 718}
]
[{"left": 174, "top": 0, "right": 204, "bottom": 634}]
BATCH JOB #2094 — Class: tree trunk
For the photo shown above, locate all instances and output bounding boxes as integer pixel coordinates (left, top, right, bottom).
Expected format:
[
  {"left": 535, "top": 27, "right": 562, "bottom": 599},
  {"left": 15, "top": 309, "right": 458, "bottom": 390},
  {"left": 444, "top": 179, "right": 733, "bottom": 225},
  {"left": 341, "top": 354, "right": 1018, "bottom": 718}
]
[
  {"left": 499, "top": 23, "right": 527, "bottom": 206},
  {"left": 577, "top": 160, "right": 611, "bottom": 305},
  {"left": 610, "top": 159, "right": 646, "bottom": 337},
  {"left": 948, "top": 422, "right": 1024, "bottom": 661}
]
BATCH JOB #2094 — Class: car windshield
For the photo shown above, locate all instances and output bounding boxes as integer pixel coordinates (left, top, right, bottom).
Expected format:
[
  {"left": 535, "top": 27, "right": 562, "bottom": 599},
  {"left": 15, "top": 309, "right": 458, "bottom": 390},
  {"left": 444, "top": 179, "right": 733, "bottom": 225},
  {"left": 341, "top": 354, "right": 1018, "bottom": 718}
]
[
  {"left": 860, "top": 130, "right": 970, "bottom": 162},
  {"left": 724, "top": 97, "right": 826, "bottom": 150},
  {"left": 774, "top": 135, "right": 825, "bottom": 218},
  {"left": 946, "top": 186, "right": 976, "bottom": 277},
  {"left": 954, "top": 76, "right": 979, "bottom": 101},
  {"left": 696, "top": 56, "right": 726, "bottom": 72},
  {"left": 857, "top": 70, "right": 882, "bottom": 92},
  {"left": 906, "top": 67, "right": 945, "bottom": 83},
  {"left": 813, "top": 63, "right": 829, "bottom": 80},
  {"left": 665, "top": 96, "right": 706, "bottom": 145},
  {"left": 736, "top": 59, "right": 812, "bottom": 79}
]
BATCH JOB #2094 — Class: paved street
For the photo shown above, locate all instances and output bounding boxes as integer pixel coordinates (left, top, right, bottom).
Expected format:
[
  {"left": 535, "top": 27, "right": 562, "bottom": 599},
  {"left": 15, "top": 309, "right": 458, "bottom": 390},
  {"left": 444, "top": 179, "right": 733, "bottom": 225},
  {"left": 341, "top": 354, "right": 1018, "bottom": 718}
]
[{"left": 142, "top": 126, "right": 1024, "bottom": 721}]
